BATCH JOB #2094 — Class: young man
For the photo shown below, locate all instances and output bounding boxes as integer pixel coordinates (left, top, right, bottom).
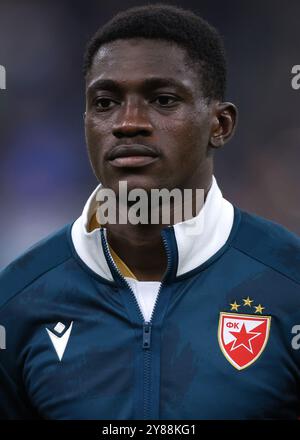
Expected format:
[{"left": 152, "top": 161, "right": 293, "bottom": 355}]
[{"left": 0, "top": 4, "right": 299, "bottom": 420}]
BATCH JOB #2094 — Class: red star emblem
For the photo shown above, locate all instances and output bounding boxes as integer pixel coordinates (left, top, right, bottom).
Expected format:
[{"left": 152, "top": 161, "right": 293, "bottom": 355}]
[{"left": 229, "top": 323, "right": 261, "bottom": 353}]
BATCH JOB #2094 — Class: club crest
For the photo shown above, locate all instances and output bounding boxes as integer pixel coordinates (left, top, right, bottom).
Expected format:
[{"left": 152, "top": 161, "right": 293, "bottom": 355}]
[{"left": 218, "top": 297, "right": 271, "bottom": 370}]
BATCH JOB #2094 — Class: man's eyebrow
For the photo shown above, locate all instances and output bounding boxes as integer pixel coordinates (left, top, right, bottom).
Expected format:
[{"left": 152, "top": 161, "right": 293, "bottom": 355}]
[{"left": 87, "top": 77, "right": 191, "bottom": 94}]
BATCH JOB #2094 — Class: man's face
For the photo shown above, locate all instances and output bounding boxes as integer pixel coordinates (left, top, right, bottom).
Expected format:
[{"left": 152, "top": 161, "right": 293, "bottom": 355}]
[{"left": 85, "top": 38, "right": 216, "bottom": 195}]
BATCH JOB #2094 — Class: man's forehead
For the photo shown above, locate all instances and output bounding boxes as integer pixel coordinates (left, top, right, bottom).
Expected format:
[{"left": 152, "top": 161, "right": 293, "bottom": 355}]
[
  {"left": 86, "top": 38, "right": 198, "bottom": 91},
  {"left": 86, "top": 76, "right": 195, "bottom": 98},
  {"left": 93, "top": 38, "right": 188, "bottom": 65}
]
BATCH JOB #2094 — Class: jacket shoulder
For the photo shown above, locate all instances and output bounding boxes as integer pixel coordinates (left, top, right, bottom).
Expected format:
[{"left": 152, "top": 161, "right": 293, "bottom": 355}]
[
  {"left": 0, "top": 223, "right": 73, "bottom": 309},
  {"left": 231, "top": 208, "right": 300, "bottom": 284}
]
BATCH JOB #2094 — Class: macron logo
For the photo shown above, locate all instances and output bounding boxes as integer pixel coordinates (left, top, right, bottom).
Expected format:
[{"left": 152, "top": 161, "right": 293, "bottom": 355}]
[{"left": 46, "top": 321, "right": 73, "bottom": 361}]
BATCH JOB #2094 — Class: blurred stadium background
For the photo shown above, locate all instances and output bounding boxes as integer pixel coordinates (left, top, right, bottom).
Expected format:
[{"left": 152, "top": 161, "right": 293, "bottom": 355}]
[{"left": 0, "top": 0, "right": 299, "bottom": 267}]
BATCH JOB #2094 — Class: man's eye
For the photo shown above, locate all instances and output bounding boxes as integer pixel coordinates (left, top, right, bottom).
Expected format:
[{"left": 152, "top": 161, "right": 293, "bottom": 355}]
[
  {"left": 152, "top": 95, "right": 178, "bottom": 107},
  {"left": 94, "top": 98, "right": 117, "bottom": 110}
]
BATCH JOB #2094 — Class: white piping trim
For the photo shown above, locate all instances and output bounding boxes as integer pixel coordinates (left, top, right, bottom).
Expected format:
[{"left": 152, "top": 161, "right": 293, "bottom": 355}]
[
  {"left": 173, "top": 175, "right": 234, "bottom": 276},
  {"left": 71, "top": 185, "right": 114, "bottom": 281}
]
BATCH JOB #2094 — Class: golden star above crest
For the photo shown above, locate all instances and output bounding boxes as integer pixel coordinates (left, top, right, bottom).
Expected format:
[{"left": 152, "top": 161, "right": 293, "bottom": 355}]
[
  {"left": 230, "top": 301, "right": 241, "bottom": 311},
  {"left": 254, "top": 304, "right": 265, "bottom": 314},
  {"left": 243, "top": 296, "right": 254, "bottom": 307}
]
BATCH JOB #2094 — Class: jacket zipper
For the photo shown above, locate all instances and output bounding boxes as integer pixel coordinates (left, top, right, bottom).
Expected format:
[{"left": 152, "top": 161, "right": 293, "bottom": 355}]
[{"left": 101, "top": 227, "right": 171, "bottom": 419}]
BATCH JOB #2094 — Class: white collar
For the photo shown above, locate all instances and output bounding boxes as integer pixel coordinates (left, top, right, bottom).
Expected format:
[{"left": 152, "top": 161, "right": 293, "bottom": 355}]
[{"left": 71, "top": 175, "right": 234, "bottom": 281}]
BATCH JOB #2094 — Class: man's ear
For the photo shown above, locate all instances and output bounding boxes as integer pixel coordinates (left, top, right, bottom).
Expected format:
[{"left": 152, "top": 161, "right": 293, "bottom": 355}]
[
  {"left": 209, "top": 102, "right": 238, "bottom": 149},
  {"left": 83, "top": 111, "right": 86, "bottom": 121}
]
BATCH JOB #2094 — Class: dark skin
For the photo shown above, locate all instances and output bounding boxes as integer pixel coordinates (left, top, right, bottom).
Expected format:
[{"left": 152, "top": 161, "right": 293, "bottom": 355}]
[{"left": 84, "top": 38, "right": 237, "bottom": 281}]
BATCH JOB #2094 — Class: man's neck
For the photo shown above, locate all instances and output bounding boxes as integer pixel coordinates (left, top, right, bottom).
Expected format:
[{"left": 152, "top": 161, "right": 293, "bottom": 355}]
[
  {"left": 103, "top": 177, "right": 212, "bottom": 281},
  {"left": 106, "top": 224, "right": 167, "bottom": 281}
]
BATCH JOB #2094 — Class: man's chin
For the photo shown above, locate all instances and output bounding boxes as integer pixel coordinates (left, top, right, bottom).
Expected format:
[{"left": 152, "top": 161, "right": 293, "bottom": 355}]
[{"left": 106, "top": 176, "right": 165, "bottom": 196}]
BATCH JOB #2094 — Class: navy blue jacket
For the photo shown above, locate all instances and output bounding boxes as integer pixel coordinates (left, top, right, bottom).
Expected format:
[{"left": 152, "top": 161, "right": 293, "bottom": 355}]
[{"left": 0, "top": 179, "right": 300, "bottom": 419}]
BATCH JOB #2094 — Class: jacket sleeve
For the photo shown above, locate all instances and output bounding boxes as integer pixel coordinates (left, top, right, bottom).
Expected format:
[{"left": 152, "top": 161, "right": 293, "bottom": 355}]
[{"left": 0, "top": 361, "right": 38, "bottom": 419}]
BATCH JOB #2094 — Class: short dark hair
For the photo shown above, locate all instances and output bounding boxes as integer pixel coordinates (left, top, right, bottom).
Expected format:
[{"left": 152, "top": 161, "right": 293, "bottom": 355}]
[{"left": 83, "top": 3, "right": 227, "bottom": 101}]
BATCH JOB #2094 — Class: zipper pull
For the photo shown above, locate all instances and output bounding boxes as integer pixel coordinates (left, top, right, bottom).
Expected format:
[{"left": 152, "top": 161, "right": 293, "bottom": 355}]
[{"left": 142, "top": 321, "right": 152, "bottom": 349}]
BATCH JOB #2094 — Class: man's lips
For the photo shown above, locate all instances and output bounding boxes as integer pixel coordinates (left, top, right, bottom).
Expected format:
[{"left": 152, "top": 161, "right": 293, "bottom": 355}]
[{"left": 107, "top": 144, "right": 160, "bottom": 168}]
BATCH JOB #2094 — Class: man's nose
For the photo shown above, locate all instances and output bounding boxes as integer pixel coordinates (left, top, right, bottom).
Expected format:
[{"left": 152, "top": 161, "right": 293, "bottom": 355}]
[{"left": 112, "top": 99, "right": 153, "bottom": 138}]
